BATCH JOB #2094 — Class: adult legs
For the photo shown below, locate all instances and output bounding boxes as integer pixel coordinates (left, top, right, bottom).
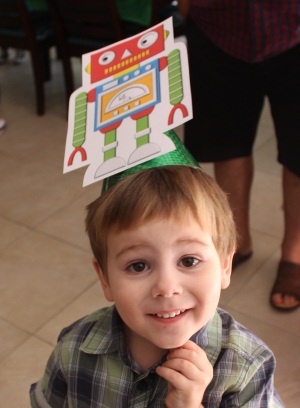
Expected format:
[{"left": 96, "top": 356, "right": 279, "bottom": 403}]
[
  {"left": 185, "top": 20, "right": 261, "bottom": 269},
  {"left": 271, "top": 167, "right": 300, "bottom": 309},
  {"left": 266, "top": 43, "right": 300, "bottom": 310},
  {"left": 282, "top": 167, "right": 300, "bottom": 263},
  {"left": 214, "top": 157, "right": 253, "bottom": 256}
]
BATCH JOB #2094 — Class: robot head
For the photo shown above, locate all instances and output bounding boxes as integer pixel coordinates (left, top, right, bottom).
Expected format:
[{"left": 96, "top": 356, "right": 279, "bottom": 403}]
[{"left": 87, "top": 24, "right": 168, "bottom": 84}]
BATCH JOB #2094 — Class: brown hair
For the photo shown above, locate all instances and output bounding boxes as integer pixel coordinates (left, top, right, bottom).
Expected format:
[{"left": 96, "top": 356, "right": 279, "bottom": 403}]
[{"left": 86, "top": 166, "right": 236, "bottom": 274}]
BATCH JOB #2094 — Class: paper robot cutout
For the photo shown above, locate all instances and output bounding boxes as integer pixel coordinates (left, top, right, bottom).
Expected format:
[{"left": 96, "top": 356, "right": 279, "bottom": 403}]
[{"left": 63, "top": 18, "right": 193, "bottom": 186}]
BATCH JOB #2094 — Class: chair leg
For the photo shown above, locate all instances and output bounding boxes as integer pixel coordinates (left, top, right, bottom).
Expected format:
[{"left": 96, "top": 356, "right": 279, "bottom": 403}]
[
  {"left": 41, "top": 48, "right": 51, "bottom": 82},
  {"left": 30, "top": 51, "right": 45, "bottom": 115},
  {"left": 61, "top": 56, "right": 75, "bottom": 107}
]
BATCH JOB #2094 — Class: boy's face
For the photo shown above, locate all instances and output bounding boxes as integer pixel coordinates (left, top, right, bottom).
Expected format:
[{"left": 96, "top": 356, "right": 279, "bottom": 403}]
[{"left": 94, "top": 216, "right": 233, "bottom": 358}]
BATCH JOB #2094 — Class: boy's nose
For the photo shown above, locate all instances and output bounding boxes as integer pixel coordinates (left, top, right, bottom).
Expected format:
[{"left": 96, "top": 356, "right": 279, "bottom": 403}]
[{"left": 151, "top": 271, "right": 182, "bottom": 298}]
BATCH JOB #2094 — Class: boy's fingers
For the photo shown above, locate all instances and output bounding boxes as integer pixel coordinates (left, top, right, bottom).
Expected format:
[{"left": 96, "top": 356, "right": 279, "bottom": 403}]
[
  {"left": 157, "top": 341, "right": 213, "bottom": 406},
  {"left": 167, "top": 341, "right": 211, "bottom": 373},
  {"left": 156, "top": 364, "right": 191, "bottom": 389},
  {"left": 162, "top": 356, "right": 212, "bottom": 384},
  {"left": 159, "top": 357, "right": 201, "bottom": 382},
  {"left": 167, "top": 350, "right": 204, "bottom": 373}
]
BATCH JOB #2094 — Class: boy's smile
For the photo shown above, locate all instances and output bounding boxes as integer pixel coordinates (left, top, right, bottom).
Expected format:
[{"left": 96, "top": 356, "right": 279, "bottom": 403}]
[{"left": 94, "top": 216, "right": 232, "bottom": 369}]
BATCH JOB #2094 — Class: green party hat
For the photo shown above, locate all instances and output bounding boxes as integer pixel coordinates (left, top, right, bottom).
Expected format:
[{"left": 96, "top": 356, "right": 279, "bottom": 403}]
[{"left": 101, "top": 129, "right": 201, "bottom": 193}]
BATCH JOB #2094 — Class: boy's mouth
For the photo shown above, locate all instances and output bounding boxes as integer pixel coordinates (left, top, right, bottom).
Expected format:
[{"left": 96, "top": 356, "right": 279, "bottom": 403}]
[{"left": 153, "top": 309, "right": 186, "bottom": 319}]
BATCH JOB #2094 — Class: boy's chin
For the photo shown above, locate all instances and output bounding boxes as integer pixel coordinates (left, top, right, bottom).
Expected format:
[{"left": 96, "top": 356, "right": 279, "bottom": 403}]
[{"left": 153, "top": 335, "right": 191, "bottom": 351}]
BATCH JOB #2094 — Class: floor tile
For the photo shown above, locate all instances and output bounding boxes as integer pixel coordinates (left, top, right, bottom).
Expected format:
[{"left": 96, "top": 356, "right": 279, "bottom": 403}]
[
  {"left": 227, "top": 251, "right": 300, "bottom": 337},
  {"left": 0, "top": 230, "right": 96, "bottom": 333},
  {"left": 0, "top": 109, "right": 66, "bottom": 164},
  {"left": 250, "top": 169, "right": 284, "bottom": 239},
  {"left": 0, "top": 151, "right": 84, "bottom": 227},
  {"left": 0, "top": 318, "right": 30, "bottom": 361},
  {"left": 36, "top": 181, "right": 102, "bottom": 251},
  {"left": 0, "top": 336, "right": 53, "bottom": 408},
  {"left": 37, "top": 282, "right": 111, "bottom": 345},
  {"left": 0, "top": 216, "right": 28, "bottom": 251}
]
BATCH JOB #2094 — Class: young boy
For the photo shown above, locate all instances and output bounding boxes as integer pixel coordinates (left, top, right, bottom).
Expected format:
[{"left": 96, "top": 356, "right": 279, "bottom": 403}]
[{"left": 30, "top": 134, "right": 283, "bottom": 407}]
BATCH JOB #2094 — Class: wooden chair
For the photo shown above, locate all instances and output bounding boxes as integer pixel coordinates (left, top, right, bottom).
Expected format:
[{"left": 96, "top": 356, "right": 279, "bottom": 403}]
[
  {"left": 0, "top": 0, "right": 56, "bottom": 115},
  {"left": 46, "top": 0, "right": 125, "bottom": 105}
]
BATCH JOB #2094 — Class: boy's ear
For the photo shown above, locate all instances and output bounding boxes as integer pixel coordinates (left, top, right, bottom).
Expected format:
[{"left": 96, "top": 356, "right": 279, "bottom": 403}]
[
  {"left": 221, "top": 252, "right": 234, "bottom": 289},
  {"left": 92, "top": 258, "right": 114, "bottom": 302}
]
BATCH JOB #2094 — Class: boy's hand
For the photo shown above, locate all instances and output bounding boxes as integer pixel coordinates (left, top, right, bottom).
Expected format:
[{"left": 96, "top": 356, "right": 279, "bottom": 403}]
[{"left": 156, "top": 340, "right": 213, "bottom": 408}]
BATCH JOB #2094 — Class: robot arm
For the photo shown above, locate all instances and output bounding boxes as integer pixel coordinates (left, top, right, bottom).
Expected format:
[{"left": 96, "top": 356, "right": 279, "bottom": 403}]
[
  {"left": 167, "top": 49, "right": 188, "bottom": 125},
  {"left": 67, "top": 92, "right": 88, "bottom": 166}
]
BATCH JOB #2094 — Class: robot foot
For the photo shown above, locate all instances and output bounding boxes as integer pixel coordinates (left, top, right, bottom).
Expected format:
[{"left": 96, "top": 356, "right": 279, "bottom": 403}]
[
  {"left": 128, "top": 143, "right": 160, "bottom": 165},
  {"left": 94, "top": 157, "right": 126, "bottom": 178}
]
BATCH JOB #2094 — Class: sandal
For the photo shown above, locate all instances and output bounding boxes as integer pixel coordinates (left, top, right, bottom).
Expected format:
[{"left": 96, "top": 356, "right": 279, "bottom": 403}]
[
  {"left": 232, "top": 251, "right": 253, "bottom": 270},
  {"left": 270, "top": 261, "right": 300, "bottom": 311}
]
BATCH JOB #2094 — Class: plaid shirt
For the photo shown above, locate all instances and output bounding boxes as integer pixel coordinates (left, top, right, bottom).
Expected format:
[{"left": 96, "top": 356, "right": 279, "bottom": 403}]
[
  {"left": 189, "top": 0, "right": 300, "bottom": 62},
  {"left": 30, "top": 306, "right": 283, "bottom": 407}
]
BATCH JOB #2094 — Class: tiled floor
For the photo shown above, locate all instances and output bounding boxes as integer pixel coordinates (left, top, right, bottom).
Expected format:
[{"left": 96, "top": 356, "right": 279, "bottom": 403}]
[{"left": 0, "top": 51, "right": 299, "bottom": 407}]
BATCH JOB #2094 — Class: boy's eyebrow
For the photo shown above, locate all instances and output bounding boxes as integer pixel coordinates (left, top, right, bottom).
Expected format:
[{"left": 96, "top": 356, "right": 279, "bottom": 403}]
[
  {"left": 115, "top": 244, "right": 148, "bottom": 259},
  {"left": 177, "top": 238, "right": 211, "bottom": 248},
  {"left": 115, "top": 239, "right": 210, "bottom": 258}
]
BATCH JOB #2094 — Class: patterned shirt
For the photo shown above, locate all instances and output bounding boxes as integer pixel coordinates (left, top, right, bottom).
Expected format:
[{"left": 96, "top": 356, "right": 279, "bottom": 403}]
[
  {"left": 189, "top": 0, "right": 300, "bottom": 62},
  {"left": 30, "top": 306, "right": 283, "bottom": 407}
]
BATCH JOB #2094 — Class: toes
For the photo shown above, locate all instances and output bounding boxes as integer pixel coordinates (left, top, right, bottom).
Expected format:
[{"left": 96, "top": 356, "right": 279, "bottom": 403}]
[{"left": 271, "top": 293, "right": 299, "bottom": 309}]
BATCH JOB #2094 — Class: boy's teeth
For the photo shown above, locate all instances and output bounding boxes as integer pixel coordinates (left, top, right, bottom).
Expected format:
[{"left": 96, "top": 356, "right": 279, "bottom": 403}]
[{"left": 156, "top": 310, "right": 185, "bottom": 318}]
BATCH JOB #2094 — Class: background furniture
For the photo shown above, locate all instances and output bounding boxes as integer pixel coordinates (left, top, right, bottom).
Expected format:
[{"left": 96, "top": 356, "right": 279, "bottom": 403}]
[
  {"left": 0, "top": 0, "right": 55, "bottom": 115},
  {"left": 46, "top": 0, "right": 125, "bottom": 105}
]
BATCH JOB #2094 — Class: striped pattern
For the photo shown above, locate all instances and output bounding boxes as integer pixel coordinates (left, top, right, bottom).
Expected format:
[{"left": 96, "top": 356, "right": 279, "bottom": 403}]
[
  {"left": 72, "top": 92, "right": 87, "bottom": 148},
  {"left": 168, "top": 49, "right": 184, "bottom": 105}
]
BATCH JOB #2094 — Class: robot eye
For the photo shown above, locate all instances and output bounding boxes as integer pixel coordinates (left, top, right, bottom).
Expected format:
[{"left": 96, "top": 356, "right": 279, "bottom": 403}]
[
  {"left": 137, "top": 31, "right": 159, "bottom": 49},
  {"left": 98, "top": 51, "right": 116, "bottom": 65}
]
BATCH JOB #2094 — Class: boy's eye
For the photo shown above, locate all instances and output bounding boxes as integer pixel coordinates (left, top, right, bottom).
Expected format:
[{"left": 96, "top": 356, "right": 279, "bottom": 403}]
[
  {"left": 179, "top": 257, "right": 199, "bottom": 268},
  {"left": 127, "top": 262, "right": 149, "bottom": 273}
]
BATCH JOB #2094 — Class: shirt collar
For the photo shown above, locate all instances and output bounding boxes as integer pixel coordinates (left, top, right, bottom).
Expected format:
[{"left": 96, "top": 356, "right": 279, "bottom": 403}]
[
  {"left": 80, "top": 306, "right": 167, "bottom": 376},
  {"left": 80, "top": 306, "right": 123, "bottom": 355},
  {"left": 80, "top": 305, "right": 222, "bottom": 367},
  {"left": 190, "top": 310, "right": 222, "bottom": 366}
]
